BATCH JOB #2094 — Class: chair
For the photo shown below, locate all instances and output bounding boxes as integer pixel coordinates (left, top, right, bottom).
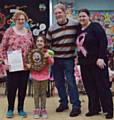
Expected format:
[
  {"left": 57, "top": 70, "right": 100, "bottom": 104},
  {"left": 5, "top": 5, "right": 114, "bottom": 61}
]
[{"left": 0, "top": 76, "right": 7, "bottom": 95}]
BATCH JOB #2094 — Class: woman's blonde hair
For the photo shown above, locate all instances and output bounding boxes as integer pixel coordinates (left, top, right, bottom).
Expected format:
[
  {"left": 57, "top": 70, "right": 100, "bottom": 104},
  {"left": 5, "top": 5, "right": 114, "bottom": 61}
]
[
  {"left": 53, "top": 3, "right": 66, "bottom": 13},
  {"left": 12, "top": 10, "right": 28, "bottom": 22}
]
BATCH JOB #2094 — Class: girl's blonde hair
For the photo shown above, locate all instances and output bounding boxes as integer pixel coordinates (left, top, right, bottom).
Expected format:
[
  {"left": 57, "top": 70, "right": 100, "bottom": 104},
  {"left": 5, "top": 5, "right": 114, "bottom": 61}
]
[{"left": 12, "top": 10, "right": 28, "bottom": 22}]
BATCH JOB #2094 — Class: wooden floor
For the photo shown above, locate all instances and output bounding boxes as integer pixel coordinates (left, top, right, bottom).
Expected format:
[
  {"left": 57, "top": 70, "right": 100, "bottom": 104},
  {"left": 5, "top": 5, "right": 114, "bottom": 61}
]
[{"left": 0, "top": 86, "right": 114, "bottom": 120}]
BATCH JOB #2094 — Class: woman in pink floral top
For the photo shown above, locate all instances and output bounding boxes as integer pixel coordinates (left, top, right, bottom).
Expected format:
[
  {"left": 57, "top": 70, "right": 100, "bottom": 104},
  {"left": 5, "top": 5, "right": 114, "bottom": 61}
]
[{"left": 0, "top": 10, "right": 34, "bottom": 118}]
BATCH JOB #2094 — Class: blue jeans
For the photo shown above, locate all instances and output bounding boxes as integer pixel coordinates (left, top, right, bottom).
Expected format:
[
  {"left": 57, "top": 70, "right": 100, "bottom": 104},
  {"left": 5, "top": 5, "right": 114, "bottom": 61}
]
[{"left": 53, "top": 58, "right": 80, "bottom": 109}]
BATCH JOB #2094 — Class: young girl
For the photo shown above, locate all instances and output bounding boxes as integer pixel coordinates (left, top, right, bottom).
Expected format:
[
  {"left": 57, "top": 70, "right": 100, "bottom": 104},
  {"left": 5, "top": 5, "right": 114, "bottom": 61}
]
[{"left": 27, "top": 35, "right": 54, "bottom": 119}]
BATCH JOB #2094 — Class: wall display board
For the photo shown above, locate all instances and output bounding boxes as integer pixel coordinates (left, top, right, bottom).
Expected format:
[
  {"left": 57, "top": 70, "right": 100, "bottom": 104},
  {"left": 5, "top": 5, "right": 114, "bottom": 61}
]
[
  {"left": 0, "top": 0, "right": 49, "bottom": 42},
  {"left": 90, "top": 11, "right": 114, "bottom": 49}
]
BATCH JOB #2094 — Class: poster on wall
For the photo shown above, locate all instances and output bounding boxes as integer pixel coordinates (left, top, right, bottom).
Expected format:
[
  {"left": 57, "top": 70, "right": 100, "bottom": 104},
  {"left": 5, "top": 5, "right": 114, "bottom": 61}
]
[
  {"left": 0, "top": 0, "right": 49, "bottom": 42},
  {"left": 90, "top": 11, "right": 114, "bottom": 49}
]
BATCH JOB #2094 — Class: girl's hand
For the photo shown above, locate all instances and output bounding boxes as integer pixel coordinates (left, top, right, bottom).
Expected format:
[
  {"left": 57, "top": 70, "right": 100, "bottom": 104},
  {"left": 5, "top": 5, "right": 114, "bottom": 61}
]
[
  {"left": 26, "top": 64, "right": 31, "bottom": 69},
  {"left": 44, "top": 52, "right": 50, "bottom": 58},
  {"left": 96, "top": 58, "right": 106, "bottom": 69}
]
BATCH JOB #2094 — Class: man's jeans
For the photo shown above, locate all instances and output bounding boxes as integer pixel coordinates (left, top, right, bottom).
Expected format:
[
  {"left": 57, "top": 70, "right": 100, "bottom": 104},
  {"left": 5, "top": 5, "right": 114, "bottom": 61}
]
[{"left": 53, "top": 58, "right": 80, "bottom": 109}]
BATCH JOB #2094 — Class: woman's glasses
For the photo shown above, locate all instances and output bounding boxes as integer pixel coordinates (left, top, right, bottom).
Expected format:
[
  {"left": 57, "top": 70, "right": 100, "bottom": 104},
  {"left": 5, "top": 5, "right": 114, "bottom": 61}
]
[{"left": 17, "top": 18, "right": 25, "bottom": 21}]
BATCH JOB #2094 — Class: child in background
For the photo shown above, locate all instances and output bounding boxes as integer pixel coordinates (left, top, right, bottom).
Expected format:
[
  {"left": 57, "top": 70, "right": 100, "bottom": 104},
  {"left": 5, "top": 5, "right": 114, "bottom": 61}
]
[
  {"left": 74, "top": 58, "right": 85, "bottom": 94},
  {"left": 108, "top": 51, "right": 114, "bottom": 87},
  {"left": 26, "top": 35, "right": 54, "bottom": 119},
  {"left": 0, "top": 58, "right": 6, "bottom": 78}
]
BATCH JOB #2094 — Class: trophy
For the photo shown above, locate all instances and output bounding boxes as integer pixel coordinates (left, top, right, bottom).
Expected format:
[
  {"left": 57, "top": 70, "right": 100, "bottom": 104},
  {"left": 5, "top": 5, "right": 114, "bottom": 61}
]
[{"left": 28, "top": 49, "right": 48, "bottom": 71}]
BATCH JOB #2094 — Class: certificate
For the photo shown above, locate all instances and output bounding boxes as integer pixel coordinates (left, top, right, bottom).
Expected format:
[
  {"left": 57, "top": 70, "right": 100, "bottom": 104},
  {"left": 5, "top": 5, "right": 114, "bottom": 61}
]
[{"left": 7, "top": 50, "right": 24, "bottom": 72}]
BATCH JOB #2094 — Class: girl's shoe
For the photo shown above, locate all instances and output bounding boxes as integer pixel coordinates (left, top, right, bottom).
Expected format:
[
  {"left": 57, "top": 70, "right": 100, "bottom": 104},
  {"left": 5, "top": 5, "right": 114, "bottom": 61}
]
[
  {"left": 41, "top": 109, "right": 48, "bottom": 119},
  {"left": 33, "top": 109, "right": 41, "bottom": 119}
]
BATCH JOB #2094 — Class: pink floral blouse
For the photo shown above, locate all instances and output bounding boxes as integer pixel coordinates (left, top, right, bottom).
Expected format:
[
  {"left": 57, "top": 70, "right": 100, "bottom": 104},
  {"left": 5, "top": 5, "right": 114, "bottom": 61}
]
[{"left": 0, "top": 27, "right": 34, "bottom": 76}]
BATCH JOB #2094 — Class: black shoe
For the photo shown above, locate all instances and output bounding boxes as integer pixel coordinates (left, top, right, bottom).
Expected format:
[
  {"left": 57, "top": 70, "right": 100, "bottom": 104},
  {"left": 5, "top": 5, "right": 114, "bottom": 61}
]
[
  {"left": 85, "top": 112, "right": 99, "bottom": 117},
  {"left": 105, "top": 113, "right": 113, "bottom": 119},
  {"left": 69, "top": 108, "right": 81, "bottom": 117},
  {"left": 56, "top": 104, "right": 69, "bottom": 112}
]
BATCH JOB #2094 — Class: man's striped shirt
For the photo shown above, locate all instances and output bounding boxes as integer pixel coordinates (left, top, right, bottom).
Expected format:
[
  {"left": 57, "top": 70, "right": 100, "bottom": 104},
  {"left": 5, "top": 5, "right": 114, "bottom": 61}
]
[{"left": 46, "top": 19, "right": 79, "bottom": 58}]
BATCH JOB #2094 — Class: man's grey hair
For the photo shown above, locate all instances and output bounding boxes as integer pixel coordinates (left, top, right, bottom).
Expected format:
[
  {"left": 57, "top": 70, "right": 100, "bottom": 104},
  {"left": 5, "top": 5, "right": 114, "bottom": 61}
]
[{"left": 53, "top": 3, "right": 66, "bottom": 13}]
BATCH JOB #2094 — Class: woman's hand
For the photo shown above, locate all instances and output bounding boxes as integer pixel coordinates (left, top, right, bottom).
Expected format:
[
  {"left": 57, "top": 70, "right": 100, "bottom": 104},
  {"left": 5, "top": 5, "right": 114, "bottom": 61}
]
[
  {"left": 0, "top": 60, "right": 3, "bottom": 64},
  {"left": 0, "top": 58, "right": 4, "bottom": 64},
  {"left": 6, "top": 65, "right": 11, "bottom": 70},
  {"left": 96, "top": 58, "right": 106, "bottom": 69}
]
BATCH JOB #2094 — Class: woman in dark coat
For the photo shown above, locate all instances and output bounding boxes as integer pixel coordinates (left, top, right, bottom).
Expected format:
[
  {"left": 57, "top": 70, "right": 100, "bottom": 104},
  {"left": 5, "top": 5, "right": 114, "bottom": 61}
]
[{"left": 76, "top": 9, "right": 113, "bottom": 119}]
